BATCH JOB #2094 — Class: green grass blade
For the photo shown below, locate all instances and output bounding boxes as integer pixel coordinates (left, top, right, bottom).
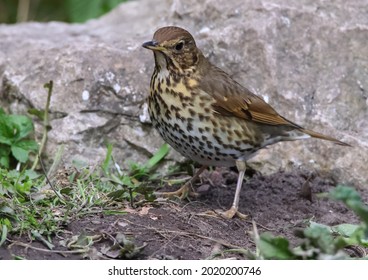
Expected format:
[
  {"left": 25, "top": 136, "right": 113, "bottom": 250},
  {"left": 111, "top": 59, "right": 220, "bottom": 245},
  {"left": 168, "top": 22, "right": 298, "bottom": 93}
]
[
  {"left": 145, "top": 143, "right": 170, "bottom": 170},
  {"left": 0, "top": 225, "right": 8, "bottom": 246},
  {"left": 102, "top": 143, "right": 113, "bottom": 175}
]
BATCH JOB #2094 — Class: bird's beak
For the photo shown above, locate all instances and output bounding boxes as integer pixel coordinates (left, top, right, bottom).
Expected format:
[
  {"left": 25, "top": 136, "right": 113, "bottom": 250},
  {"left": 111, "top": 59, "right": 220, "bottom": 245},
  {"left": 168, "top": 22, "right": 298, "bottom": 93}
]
[{"left": 142, "top": 40, "right": 164, "bottom": 51}]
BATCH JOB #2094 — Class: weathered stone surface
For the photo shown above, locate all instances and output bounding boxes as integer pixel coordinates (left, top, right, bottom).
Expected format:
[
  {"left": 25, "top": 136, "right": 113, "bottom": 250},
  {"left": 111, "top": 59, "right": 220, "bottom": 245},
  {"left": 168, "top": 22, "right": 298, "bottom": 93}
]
[{"left": 0, "top": 0, "right": 367, "bottom": 186}]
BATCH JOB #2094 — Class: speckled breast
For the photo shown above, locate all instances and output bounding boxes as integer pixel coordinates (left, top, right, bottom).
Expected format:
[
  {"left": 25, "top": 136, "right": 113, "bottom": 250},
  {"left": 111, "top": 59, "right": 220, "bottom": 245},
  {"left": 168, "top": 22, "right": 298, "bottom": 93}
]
[{"left": 147, "top": 71, "right": 257, "bottom": 167}]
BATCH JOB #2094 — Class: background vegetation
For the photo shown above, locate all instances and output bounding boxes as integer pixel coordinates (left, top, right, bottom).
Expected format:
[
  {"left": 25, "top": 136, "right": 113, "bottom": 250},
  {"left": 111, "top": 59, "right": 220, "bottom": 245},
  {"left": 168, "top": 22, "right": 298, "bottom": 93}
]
[{"left": 0, "top": 0, "right": 127, "bottom": 23}]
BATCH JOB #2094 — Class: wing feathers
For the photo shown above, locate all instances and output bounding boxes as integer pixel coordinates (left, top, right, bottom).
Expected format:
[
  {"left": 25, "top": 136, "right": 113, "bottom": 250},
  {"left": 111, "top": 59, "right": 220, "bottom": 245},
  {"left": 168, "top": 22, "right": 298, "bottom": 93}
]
[{"left": 199, "top": 62, "right": 350, "bottom": 146}]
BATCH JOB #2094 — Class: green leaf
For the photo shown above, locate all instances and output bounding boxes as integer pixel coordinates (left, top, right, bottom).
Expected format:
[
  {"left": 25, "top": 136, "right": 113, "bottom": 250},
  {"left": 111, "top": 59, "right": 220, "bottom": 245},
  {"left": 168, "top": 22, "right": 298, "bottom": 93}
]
[
  {"left": 0, "top": 204, "right": 15, "bottom": 216},
  {"left": 0, "top": 156, "right": 9, "bottom": 168},
  {"left": 103, "top": 210, "right": 127, "bottom": 215},
  {"left": 102, "top": 143, "right": 113, "bottom": 175},
  {"left": 0, "top": 113, "right": 35, "bottom": 145},
  {"left": 332, "top": 224, "right": 360, "bottom": 237},
  {"left": 11, "top": 146, "right": 29, "bottom": 163},
  {"left": 0, "top": 144, "right": 11, "bottom": 155},
  {"left": 257, "top": 232, "right": 295, "bottom": 260},
  {"left": 11, "top": 146, "right": 29, "bottom": 162},
  {"left": 15, "top": 139, "right": 39, "bottom": 151},
  {"left": 107, "top": 189, "right": 129, "bottom": 200},
  {"left": 0, "top": 224, "right": 8, "bottom": 246},
  {"left": 329, "top": 185, "right": 362, "bottom": 203},
  {"left": 7, "top": 114, "right": 34, "bottom": 141},
  {"left": 11, "top": 140, "right": 38, "bottom": 163},
  {"left": 309, "top": 221, "right": 333, "bottom": 233},
  {"left": 145, "top": 143, "right": 170, "bottom": 170},
  {"left": 7, "top": 169, "right": 20, "bottom": 179},
  {"left": 15, "top": 179, "right": 33, "bottom": 194},
  {"left": 304, "top": 224, "right": 336, "bottom": 254},
  {"left": 0, "top": 117, "right": 14, "bottom": 145},
  {"left": 28, "top": 108, "right": 45, "bottom": 121},
  {"left": 110, "top": 174, "right": 134, "bottom": 188},
  {"left": 0, "top": 145, "right": 10, "bottom": 168},
  {"left": 23, "top": 169, "right": 40, "bottom": 180},
  {"left": 330, "top": 186, "right": 368, "bottom": 225}
]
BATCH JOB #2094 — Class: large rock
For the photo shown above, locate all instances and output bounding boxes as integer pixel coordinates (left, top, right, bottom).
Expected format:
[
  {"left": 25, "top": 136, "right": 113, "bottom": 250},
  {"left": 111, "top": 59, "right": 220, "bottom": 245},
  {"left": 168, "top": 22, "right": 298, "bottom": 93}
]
[{"left": 0, "top": 0, "right": 367, "bottom": 186}]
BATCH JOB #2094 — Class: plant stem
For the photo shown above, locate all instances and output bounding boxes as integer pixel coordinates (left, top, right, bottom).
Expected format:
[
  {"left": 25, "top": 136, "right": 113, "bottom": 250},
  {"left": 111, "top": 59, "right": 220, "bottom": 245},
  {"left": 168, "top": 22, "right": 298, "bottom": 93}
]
[{"left": 31, "top": 81, "right": 53, "bottom": 171}]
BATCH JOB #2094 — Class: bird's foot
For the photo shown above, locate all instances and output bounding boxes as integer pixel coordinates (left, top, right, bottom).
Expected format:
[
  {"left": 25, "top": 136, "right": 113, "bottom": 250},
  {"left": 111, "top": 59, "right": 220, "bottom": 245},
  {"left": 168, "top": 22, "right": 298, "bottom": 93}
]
[
  {"left": 198, "top": 206, "right": 247, "bottom": 219},
  {"left": 216, "top": 206, "right": 248, "bottom": 219},
  {"left": 155, "top": 182, "right": 199, "bottom": 200}
]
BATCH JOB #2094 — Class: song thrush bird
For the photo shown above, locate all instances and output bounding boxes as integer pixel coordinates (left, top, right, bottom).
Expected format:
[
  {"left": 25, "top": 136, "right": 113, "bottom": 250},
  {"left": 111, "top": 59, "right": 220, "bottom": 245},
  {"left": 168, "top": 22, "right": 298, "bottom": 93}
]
[{"left": 142, "top": 26, "right": 349, "bottom": 219}]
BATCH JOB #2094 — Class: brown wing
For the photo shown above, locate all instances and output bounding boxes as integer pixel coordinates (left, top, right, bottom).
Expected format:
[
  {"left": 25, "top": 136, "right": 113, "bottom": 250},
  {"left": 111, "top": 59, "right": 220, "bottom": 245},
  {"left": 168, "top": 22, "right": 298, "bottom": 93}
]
[
  {"left": 198, "top": 63, "right": 350, "bottom": 146},
  {"left": 199, "top": 64, "right": 301, "bottom": 129}
]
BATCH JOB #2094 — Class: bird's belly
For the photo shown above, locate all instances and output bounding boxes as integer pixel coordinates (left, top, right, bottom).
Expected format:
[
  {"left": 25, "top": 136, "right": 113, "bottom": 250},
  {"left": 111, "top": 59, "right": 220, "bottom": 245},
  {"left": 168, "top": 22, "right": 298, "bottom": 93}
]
[{"left": 148, "top": 92, "right": 258, "bottom": 167}]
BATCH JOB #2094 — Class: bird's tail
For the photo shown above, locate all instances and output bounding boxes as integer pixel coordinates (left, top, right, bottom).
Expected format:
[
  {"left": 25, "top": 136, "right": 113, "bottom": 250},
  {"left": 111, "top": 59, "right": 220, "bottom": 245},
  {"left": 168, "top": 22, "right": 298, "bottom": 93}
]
[{"left": 300, "top": 128, "right": 351, "bottom": 147}]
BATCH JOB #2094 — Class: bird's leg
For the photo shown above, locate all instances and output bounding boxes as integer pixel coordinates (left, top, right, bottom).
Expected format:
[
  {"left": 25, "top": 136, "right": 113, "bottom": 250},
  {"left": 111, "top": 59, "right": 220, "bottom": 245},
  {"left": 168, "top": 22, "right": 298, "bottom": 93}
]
[
  {"left": 217, "top": 160, "right": 247, "bottom": 219},
  {"left": 156, "top": 166, "right": 207, "bottom": 199}
]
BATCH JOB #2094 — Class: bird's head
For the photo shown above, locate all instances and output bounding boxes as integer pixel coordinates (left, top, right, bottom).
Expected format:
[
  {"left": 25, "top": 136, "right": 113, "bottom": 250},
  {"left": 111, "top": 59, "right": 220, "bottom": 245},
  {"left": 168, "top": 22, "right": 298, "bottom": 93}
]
[{"left": 142, "top": 26, "right": 201, "bottom": 74}]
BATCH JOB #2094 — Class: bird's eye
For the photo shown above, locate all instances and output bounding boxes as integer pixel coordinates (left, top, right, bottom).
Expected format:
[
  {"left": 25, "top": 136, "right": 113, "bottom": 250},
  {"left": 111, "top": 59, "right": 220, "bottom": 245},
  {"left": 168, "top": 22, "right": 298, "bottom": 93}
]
[{"left": 175, "top": 41, "right": 184, "bottom": 51}]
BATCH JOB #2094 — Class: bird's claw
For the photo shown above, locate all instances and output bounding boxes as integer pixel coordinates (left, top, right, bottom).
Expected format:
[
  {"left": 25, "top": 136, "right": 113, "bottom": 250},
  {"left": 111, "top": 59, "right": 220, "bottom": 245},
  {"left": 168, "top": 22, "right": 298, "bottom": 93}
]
[
  {"left": 198, "top": 207, "right": 247, "bottom": 219},
  {"left": 155, "top": 183, "right": 199, "bottom": 200}
]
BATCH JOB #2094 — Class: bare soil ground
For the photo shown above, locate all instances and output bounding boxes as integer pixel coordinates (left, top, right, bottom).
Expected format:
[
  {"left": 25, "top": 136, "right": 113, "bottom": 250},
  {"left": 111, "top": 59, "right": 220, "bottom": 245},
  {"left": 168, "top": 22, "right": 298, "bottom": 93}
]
[{"left": 1, "top": 168, "right": 366, "bottom": 260}]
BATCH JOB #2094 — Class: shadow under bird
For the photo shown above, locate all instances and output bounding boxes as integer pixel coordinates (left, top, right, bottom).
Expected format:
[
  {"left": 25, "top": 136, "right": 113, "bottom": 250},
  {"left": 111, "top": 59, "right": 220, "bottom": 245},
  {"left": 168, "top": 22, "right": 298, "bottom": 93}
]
[{"left": 142, "top": 26, "right": 350, "bottom": 219}]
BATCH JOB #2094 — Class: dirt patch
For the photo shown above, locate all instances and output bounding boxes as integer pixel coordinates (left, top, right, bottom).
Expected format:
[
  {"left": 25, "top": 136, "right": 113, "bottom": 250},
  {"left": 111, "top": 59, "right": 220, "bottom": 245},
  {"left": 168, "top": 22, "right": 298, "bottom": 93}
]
[{"left": 1, "top": 168, "right": 366, "bottom": 260}]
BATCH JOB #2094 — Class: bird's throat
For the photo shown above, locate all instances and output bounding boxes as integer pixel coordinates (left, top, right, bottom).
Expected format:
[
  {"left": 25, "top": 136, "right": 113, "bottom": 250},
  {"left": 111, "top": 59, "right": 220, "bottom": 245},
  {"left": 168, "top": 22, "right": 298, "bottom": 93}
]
[{"left": 153, "top": 51, "right": 170, "bottom": 79}]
